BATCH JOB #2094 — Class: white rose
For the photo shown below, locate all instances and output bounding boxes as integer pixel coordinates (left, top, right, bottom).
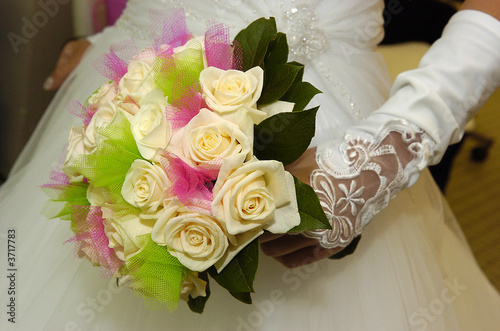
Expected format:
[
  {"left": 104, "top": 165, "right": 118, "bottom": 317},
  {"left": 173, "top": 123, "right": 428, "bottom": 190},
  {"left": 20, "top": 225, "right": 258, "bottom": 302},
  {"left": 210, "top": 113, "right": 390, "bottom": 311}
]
[
  {"left": 182, "top": 108, "right": 253, "bottom": 165},
  {"left": 258, "top": 100, "right": 295, "bottom": 117},
  {"left": 160, "top": 208, "right": 229, "bottom": 272},
  {"left": 62, "top": 126, "right": 85, "bottom": 182},
  {"left": 103, "top": 213, "right": 155, "bottom": 261},
  {"left": 88, "top": 81, "right": 117, "bottom": 109},
  {"left": 173, "top": 36, "right": 207, "bottom": 68},
  {"left": 212, "top": 155, "right": 300, "bottom": 235},
  {"left": 117, "top": 60, "right": 156, "bottom": 103},
  {"left": 121, "top": 159, "right": 171, "bottom": 214},
  {"left": 213, "top": 227, "right": 263, "bottom": 272},
  {"left": 179, "top": 272, "right": 207, "bottom": 301},
  {"left": 200, "top": 66, "right": 266, "bottom": 124},
  {"left": 115, "top": 99, "right": 139, "bottom": 118},
  {"left": 130, "top": 89, "right": 171, "bottom": 160},
  {"left": 86, "top": 183, "right": 114, "bottom": 207},
  {"left": 151, "top": 198, "right": 183, "bottom": 245},
  {"left": 83, "top": 101, "right": 119, "bottom": 153}
]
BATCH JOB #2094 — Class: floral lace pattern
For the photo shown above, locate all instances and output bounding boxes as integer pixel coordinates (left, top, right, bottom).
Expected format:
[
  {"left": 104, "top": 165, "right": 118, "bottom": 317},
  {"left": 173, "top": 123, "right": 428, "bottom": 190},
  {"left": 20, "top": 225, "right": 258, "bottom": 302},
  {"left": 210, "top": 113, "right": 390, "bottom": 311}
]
[{"left": 304, "top": 119, "right": 436, "bottom": 248}]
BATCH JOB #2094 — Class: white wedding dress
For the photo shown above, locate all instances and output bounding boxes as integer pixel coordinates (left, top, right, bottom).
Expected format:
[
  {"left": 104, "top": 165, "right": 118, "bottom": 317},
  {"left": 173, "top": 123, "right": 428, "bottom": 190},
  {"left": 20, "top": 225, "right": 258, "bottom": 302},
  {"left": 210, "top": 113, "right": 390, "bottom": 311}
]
[{"left": 1, "top": 0, "right": 500, "bottom": 330}]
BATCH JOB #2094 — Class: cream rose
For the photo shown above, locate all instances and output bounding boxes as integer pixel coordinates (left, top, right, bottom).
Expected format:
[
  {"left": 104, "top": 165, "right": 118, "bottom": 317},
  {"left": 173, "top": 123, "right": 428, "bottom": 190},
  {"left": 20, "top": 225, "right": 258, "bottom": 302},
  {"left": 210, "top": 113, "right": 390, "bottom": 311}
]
[
  {"left": 159, "top": 208, "right": 229, "bottom": 272},
  {"left": 182, "top": 108, "right": 252, "bottom": 165},
  {"left": 86, "top": 183, "right": 114, "bottom": 207},
  {"left": 151, "top": 198, "right": 183, "bottom": 245},
  {"left": 212, "top": 155, "right": 300, "bottom": 236},
  {"left": 173, "top": 36, "right": 207, "bottom": 68},
  {"left": 130, "top": 89, "right": 171, "bottom": 160},
  {"left": 88, "top": 81, "right": 117, "bottom": 109},
  {"left": 179, "top": 272, "right": 207, "bottom": 301},
  {"left": 121, "top": 159, "right": 171, "bottom": 214},
  {"left": 115, "top": 99, "right": 139, "bottom": 119},
  {"left": 213, "top": 227, "right": 263, "bottom": 272},
  {"left": 117, "top": 59, "right": 156, "bottom": 102},
  {"left": 103, "top": 214, "right": 155, "bottom": 261},
  {"left": 62, "top": 126, "right": 85, "bottom": 182},
  {"left": 200, "top": 66, "right": 266, "bottom": 124},
  {"left": 83, "top": 101, "right": 119, "bottom": 153},
  {"left": 258, "top": 100, "right": 295, "bottom": 117}
]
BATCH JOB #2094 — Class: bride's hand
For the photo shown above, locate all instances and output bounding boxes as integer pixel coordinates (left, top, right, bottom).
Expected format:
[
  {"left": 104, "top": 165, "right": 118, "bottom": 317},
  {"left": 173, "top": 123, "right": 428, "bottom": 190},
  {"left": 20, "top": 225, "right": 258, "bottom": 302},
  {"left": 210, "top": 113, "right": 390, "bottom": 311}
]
[
  {"left": 43, "top": 38, "right": 90, "bottom": 91},
  {"left": 283, "top": 146, "right": 318, "bottom": 186},
  {"left": 259, "top": 232, "right": 343, "bottom": 268},
  {"left": 259, "top": 147, "right": 343, "bottom": 268}
]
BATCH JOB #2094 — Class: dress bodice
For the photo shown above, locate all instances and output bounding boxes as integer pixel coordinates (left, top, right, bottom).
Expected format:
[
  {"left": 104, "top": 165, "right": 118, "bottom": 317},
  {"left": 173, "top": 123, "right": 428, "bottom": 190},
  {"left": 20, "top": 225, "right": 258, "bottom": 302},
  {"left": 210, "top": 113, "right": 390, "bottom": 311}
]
[
  {"left": 117, "top": 0, "right": 385, "bottom": 54},
  {"left": 114, "top": 0, "right": 391, "bottom": 144}
]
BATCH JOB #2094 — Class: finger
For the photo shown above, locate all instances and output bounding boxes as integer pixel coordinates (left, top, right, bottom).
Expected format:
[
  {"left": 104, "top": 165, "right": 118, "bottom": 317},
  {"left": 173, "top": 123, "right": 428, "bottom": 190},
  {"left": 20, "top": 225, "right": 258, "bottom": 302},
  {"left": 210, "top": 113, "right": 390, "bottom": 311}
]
[
  {"left": 258, "top": 232, "right": 285, "bottom": 243},
  {"left": 274, "top": 245, "right": 343, "bottom": 269},
  {"left": 49, "top": 44, "right": 79, "bottom": 89},
  {"left": 44, "top": 44, "right": 73, "bottom": 90},
  {"left": 260, "top": 234, "right": 320, "bottom": 257},
  {"left": 44, "top": 39, "right": 90, "bottom": 90}
]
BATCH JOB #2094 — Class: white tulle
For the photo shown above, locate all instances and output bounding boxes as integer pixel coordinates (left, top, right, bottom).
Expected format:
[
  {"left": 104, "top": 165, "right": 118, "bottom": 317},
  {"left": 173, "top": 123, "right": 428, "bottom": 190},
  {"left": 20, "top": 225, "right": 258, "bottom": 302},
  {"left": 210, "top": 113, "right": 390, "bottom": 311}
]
[{"left": 1, "top": 1, "right": 500, "bottom": 330}]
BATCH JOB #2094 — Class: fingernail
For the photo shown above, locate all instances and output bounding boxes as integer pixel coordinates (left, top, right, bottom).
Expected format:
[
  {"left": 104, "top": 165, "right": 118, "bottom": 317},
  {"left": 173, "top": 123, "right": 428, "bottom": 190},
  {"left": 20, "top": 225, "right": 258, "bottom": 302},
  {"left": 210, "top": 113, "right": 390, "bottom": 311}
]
[{"left": 43, "top": 77, "right": 54, "bottom": 90}]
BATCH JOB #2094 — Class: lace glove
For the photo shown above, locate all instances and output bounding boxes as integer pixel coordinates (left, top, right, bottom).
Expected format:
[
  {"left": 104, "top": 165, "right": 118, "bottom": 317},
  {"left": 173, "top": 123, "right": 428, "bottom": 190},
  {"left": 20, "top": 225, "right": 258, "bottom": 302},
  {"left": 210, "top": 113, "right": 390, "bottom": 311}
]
[{"left": 304, "top": 10, "right": 500, "bottom": 249}]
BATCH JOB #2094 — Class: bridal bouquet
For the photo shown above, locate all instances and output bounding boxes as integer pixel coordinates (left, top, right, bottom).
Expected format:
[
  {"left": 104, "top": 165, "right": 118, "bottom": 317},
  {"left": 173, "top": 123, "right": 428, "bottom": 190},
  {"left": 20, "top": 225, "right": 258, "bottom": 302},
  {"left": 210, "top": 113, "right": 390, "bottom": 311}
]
[{"left": 42, "top": 9, "right": 330, "bottom": 313}]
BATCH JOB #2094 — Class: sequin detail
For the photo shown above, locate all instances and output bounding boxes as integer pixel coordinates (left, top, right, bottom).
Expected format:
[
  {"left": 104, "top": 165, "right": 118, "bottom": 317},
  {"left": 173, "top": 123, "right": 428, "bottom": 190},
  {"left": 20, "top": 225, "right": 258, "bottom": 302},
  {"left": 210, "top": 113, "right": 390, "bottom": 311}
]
[{"left": 283, "top": 2, "right": 329, "bottom": 63}]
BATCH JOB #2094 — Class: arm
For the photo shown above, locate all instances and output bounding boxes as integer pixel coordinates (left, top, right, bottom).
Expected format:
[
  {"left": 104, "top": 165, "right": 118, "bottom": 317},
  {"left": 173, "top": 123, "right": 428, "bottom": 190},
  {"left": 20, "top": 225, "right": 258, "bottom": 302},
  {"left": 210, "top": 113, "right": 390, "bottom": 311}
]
[{"left": 261, "top": 2, "right": 500, "bottom": 268}]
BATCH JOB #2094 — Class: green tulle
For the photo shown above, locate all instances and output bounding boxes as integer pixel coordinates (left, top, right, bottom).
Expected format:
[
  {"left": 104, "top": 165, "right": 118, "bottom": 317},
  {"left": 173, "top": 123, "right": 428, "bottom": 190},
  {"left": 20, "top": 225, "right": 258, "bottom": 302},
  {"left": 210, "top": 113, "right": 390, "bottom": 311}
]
[
  {"left": 41, "top": 182, "right": 90, "bottom": 222},
  {"left": 123, "top": 235, "right": 188, "bottom": 311},
  {"left": 153, "top": 46, "right": 205, "bottom": 105},
  {"left": 72, "top": 111, "right": 143, "bottom": 216}
]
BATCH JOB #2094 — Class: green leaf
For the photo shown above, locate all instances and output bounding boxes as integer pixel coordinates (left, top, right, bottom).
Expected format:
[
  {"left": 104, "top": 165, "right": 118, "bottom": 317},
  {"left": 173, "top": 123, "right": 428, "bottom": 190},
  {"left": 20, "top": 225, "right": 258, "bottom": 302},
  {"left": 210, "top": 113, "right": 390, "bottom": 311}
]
[
  {"left": 209, "top": 239, "right": 259, "bottom": 294},
  {"left": 288, "top": 176, "right": 332, "bottom": 233},
  {"left": 234, "top": 17, "right": 277, "bottom": 71},
  {"left": 284, "top": 81, "right": 322, "bottom": 112},
  {"left": 187, "top": 272, "right": 211, "bottom": 314},
  {"left": 264, "top": 32, "right": 289, "bottom": 68},
  {"left": 229, "top": 292, "right": 252, "bottom": 305},
  {"left": 259, "top": 63, "right": 303, "bottom": 106},
  {"left": 286, "top": 61, "right": 305, "bottom": 82},
  {"left": 254, "top": 107, "right": 318, "bottom": 165}
]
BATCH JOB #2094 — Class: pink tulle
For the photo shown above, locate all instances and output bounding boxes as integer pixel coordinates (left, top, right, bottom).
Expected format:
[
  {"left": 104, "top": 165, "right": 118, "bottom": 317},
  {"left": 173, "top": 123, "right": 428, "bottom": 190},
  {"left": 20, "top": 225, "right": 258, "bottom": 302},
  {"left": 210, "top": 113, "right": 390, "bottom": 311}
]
[
  {"left": 149, "top": 8, "right": 192, "bottom": 51},
  {"left": 41, "top": 169, "right": 70, "bottom": 189},
  {"left": 67, "top": 100, "right": 96, "bottom": 127},
  {"left": 205, "top": 20, "right": 237, "bottom": 70},
  {"left": 160, "top": 153, "right": 216, "bottom": 213},
  {"left": 93, "top": 39, "right": 138, "bottom": 86},
  {"left": 166, "top": 88, "right": 207, "bottom": 129},
  {"left": 67, "top": 206, "right": 122, "bottom": 277}
]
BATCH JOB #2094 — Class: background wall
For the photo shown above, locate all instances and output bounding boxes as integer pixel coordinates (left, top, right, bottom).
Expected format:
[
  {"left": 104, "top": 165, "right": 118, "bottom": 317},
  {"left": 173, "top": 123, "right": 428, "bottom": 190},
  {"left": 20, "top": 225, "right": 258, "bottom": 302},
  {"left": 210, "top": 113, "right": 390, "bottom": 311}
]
[{"left": 0, "top": 0, "right": 74, "bottom": 180}]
